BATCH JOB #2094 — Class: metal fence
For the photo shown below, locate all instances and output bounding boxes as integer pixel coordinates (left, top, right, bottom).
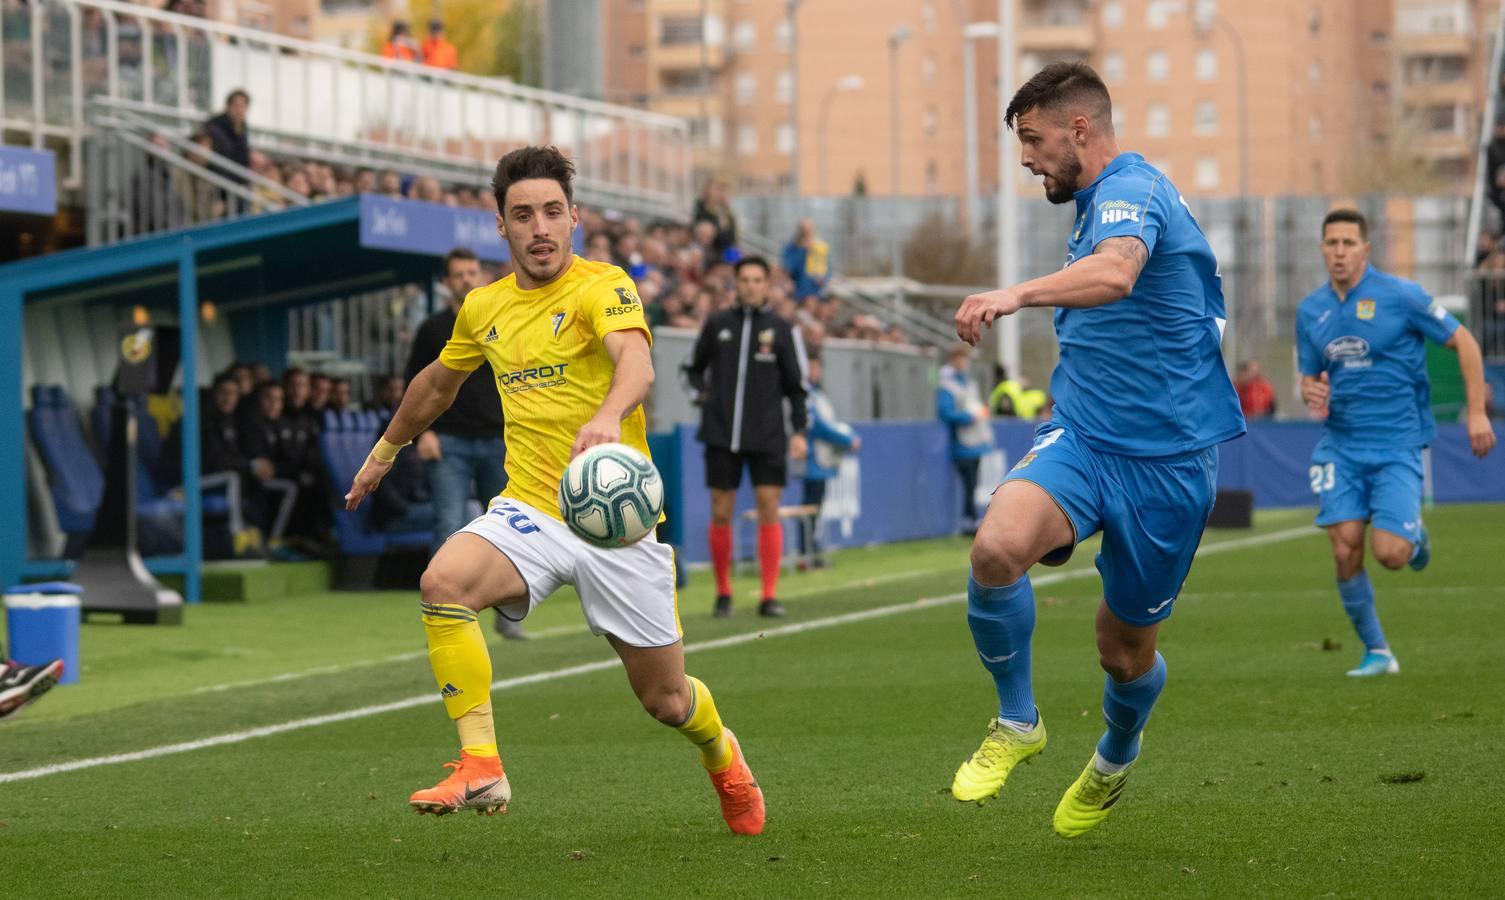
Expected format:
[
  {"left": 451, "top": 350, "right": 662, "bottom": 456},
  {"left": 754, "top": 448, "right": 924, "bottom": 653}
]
[{"left": 2, "top": 0, "right": 691, "bottom": 218}]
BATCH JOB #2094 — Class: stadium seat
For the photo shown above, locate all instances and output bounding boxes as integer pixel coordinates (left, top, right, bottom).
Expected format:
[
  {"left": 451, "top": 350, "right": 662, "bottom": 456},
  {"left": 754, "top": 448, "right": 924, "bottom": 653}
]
[
  {"left": 318, "top": 407, "right": 431, "bottom": 567},
  {"left": 27, "top": 386, "right": 105, "bottom": 542},
  {"left": 90, "top": 386, "right": 232, "bottom": 519}
]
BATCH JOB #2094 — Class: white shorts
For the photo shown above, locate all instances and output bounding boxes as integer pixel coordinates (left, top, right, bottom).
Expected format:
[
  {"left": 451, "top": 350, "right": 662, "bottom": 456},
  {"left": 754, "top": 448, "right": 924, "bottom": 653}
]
[{"left": 457, "top": 497, "right": 681, "bottom": 648}]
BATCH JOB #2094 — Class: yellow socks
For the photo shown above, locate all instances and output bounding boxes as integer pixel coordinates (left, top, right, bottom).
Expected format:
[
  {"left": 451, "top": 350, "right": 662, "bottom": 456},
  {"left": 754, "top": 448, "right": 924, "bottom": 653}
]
[
  {"left": 677, "top": 675, "right": 733, "bottom": 772},
  {"left": 421, "top": 601, "right": 497, "bottom": 758}
]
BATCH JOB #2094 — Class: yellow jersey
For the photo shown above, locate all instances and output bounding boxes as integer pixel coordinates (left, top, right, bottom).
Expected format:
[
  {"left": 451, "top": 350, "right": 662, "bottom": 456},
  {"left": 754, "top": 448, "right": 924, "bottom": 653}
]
[{"left": 438, "top": 256, "right": 652, "bottom": 520}]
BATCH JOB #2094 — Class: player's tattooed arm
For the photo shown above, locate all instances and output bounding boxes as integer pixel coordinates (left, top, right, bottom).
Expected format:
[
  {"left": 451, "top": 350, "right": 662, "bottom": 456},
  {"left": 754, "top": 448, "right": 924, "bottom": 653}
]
[{"left": 1094, "top": 236, "right": 1149, "bottom": 283}]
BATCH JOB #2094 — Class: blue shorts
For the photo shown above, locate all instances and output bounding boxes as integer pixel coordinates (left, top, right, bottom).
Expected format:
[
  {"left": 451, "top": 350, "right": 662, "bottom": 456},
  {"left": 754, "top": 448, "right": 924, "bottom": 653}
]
[
  {"left": 1309, "top": 436, "right": 1423, "bottom": 542},
  {"left": 1002, "top": 422, "right": 1220, "bottom": 627}
]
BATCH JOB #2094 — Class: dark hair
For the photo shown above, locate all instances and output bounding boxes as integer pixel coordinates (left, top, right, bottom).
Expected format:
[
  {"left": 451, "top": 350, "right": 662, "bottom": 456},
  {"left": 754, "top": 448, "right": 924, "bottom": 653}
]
[
  {"left": 491, "top": 146, "right": 575, "bottom": 211},
  {"left": 1004, "top": 62, "right": 1112, "bottom": 132},
  {"left": 281, "top": 366, "right": 306, "bottom": 381},
  {"left": 256, "top": 381, "right": 283, "bottom": 399},
  {"left": 734, "top": 255, "right": 770, "bottom": 276},
  {"left": 225, "top": 88, "right": 249, "bottom": 107},
  {"left": 443, "top": 247, "right": 479, "bottom": 274},
  {"left": 310, "top": 372, "right": 332, "bottom": 385},
  {"left": 212, "top": 373, "right": 238, "bottom": 390},
  {"left": 1322, "top": 208, "right": 1368, "bottom": 240}
]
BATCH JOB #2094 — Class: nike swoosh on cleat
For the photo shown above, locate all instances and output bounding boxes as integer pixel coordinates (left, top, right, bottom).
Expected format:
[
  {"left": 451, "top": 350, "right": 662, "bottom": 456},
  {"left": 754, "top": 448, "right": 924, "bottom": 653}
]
[
  {"left": 979, "top": 651, "right": 1019, "bottom": 663},
  {"left": 464, "top": 780, "right": 502, "bottom": 802}
]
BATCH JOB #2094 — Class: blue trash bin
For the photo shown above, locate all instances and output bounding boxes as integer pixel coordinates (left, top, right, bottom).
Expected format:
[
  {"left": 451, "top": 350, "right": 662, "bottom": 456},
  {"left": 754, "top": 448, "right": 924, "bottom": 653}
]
[{"left": 5, "top": 581, "right": 82, "bottom": 685}]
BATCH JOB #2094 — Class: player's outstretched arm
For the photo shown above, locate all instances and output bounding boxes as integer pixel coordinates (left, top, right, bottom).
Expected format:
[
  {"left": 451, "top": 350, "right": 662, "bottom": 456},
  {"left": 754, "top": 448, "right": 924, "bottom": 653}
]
[
  {"left": 954, "top": 236, "right": 1147, "bottom": 345},
  {"left": 1445, "top": 326, "right": 1497, "bottom": 457},
  {"left": 344, "top": 360, "right": 468, "bottom": 510},
  {"left": 572, "top": 329, "right": 654, "bottom": 459}
]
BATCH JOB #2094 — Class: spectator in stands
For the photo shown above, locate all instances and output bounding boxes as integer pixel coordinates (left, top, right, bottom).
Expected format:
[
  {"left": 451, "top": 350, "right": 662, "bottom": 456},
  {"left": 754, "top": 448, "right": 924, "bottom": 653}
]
[
  {"left": 309, "top": 373, "right": 333, "bottom": 417},
  {"left": 693, "top": 178, "right": 738, "bottom": 259},
  {"left": 382, "top": 20, "right": 420, "bottom": 62},
  {"left": 1234, "top": 358, "right": 1277, "bottom": 419},
  {"left": 275, "top": 366, "right": 332, "bottom": 550},
  {"left": 1487, "top": 120, "right": 1505, "bottom": 193},
  {"left": 378, "top": 169, "right": 404, "bottom": 198},
  {"left": 782, "top": 218, "right": 831, "bottom": 303},
  {"left": 988, "top": 364, "right": 1047, "bottom": 419},
  {"left": 202, "top": 373, "right": 263, "bottom": 553},
  {"left": 936, "top": 343, "right": 993, "bottom": 535},
  {"left": 176, "top": 130, "right": 223, "bottom": 223},
  {"left": 455, "top": 185, "right": 479, "bottom": 207},
  {"left": 370, "top": 436, "right": 436, "bottom": 534},
  {"left": 1477, "top": 230, "right": 1499, "bottom": 267},
  {"left": 403, "top": 248, "right": 522, "bottom": 639},
  {"left": 421, "top": 19, "right": 458, "bottom": 69},
  {"left": 282, "top": 366, "right": 313, "bottom": 426},
  {"left": 284, "top": 167, "right": 312, "bottom": 199},
  {"left": 242, "top": 382, "right": 300, "bottom": 551},
  {"left": 375, "top": 374, "right": 404, "bottom": 424},
  {"left": 203, "top": 89, "right": 251, "bottom": 179},
  {"left": 329, "top": 378, "right": 353, "bottom": 413},
  {"left": 412, "top": 175, "right": 444, "bottom": 203},
  {"left": 355, "top": 168, "right": 377, "bottom": 194},
  {"left": 799, "top": 353, "right": 859, "bottom": 570}
]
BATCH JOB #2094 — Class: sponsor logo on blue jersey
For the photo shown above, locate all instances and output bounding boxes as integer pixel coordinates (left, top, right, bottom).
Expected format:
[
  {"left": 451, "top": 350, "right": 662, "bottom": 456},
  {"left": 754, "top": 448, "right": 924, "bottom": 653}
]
[{"left": 1324, "top": 336, "right": 1371, "bottom": 368}]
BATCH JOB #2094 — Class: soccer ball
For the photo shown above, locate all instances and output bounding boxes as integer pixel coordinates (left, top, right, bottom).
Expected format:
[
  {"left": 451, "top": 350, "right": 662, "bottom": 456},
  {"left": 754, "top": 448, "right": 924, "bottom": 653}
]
[{"left": 558, "top": 443, "right": 664, "bottom": 548}]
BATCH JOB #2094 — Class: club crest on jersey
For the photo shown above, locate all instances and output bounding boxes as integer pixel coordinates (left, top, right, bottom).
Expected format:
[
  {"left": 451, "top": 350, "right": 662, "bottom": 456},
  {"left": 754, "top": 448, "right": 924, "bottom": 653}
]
[
  {"left": 1012, "top": 452, "right": 1037, "bottom": 471},
  {"left": 1099, "top": 199, "right": 1141, "bottom": 225},
  {"left": 483, "top": 325, "right": 500, "bottom": 343},
  {"left": 1356, "top": 299, "right": 1375, "bottom": 321},
  {"left": 550, "top": 308, "right": 566, "bottom": 337}
]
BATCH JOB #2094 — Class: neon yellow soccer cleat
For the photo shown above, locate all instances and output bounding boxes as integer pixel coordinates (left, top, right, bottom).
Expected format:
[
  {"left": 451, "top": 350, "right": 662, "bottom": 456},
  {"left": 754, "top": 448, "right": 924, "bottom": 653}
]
[
  {"left": 950, "top": 717, "right": 1046, "bottom": 803},
  {"left": 1052, "top": 756, "right": 1134, "bottom": 838}
]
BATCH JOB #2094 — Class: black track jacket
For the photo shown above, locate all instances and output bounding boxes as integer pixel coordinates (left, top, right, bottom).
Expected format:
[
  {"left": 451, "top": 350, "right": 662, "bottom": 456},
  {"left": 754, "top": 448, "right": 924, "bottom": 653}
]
[{"left": 683, "top": 304, "right": 808, "bottom": 454}]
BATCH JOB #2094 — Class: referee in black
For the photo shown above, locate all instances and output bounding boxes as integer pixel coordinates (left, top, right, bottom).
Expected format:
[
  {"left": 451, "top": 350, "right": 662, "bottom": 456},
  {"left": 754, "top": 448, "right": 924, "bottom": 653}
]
[{"left": 683, "top": 256, "right": 808, "bottom": 618}]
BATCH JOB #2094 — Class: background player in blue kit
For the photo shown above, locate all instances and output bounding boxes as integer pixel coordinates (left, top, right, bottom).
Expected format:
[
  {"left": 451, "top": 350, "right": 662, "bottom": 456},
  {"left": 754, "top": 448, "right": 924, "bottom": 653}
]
[
  {"left": 1297, "top": 209, "right": 1497, "bottom": 678},
  {"left": 949, "top": 63, "right": 1245, "bottom": 838}
]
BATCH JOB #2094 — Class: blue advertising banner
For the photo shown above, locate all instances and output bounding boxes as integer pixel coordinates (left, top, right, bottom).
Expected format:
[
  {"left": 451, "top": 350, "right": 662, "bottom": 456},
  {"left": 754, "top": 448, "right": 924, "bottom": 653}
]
[
  {"left": 358, "top": 194, "right": 588, "bottom": 263},
  {"left": 0, "top": 146, "right": 57, "bottom": 216}
]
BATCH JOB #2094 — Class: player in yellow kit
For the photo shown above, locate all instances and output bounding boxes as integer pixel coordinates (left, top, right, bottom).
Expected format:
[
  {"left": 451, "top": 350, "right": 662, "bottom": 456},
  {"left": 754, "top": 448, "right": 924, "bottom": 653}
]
[{"left": 344, "top": 146, "right": 764, "bottom": 835}]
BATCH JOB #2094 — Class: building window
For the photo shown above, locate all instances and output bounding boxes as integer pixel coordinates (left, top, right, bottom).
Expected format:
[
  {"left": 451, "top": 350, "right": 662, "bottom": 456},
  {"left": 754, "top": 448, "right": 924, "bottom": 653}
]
[
  {"left": 733, "top": 21, "right": 756, "bottom": 52},
  {"left": 1146, "top": 0, "right": 1170, "bottom": 29},
  {"left": 1426, "top": 105, "right": 1461, "bottom": 134},
  {"left": 662, "top": 68, "right": 710, "bottom": 96},
  {"left": 1147, "top": 51, "right": 1169, "bottom": 82},
  {"left": 1309, "top": 61, "right": 1321, "bottom": 86},
  {"left": 1195, "top": 156, "right": 1219, "bottom": 190},
  {"left": 738, "top": 125, "right": 758, "bottom": 156},
  {"left": 922, "top": 3, "right": 937, "bottom": 34},
  {"left": 1101, "top": 0, "right": 1123, "bottom": 29},
  {"left": 1147, "top": 103, "right": 1169, "bottom": 137},
  {"left": 777, "top": 70, "right": 795, "bottom": 103},
  {"left": 923, "top": 54, "right": 937, "bottom": 85},
  {"left": 661, "top": 15, "right": 702, "bottom": 46},
  {"left": 1111, "top": 105, "right": 1125, "bottom": 134},
  {"left": 734, "top": 72, "right": 756, "bottom": 105},
  {"left": 775, "top": 19, "right": 792, "bottom": 51},
  {"left": 924, "top": 106, "right": 937, "bottom": 138},
  {"left": 1102, "top": 51, "right": 1124, "bottom": 84},
  {"left": 627, "top": 43, "right": 645, "bottom": 60},
  {"left": 776, "top": 123, "right": 794, "bottom": 155},
  {"left": 1195, "top": 48, "right": 1216, "bottom": 80},
  {"left": 925, "top": 159, "right": 939, "bottom": 194},
  {"left": 689, "top": 117, "right": 724, "bottom": 149},
  {"left": 1195, "top": 101, "right": 1217, "bottom": 135},
  {"left": 1150, "top": 158, "right": 1172, "bottom": 177},
  {"left": 1309, "top": 112, "right": 1322, "bottom": 141}
]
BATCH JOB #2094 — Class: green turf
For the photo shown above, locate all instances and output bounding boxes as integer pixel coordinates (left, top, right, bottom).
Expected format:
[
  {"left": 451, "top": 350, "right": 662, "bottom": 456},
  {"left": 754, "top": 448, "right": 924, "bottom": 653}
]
[{"left": 3, "top": 506, "right": 1503, "bottom": 898}]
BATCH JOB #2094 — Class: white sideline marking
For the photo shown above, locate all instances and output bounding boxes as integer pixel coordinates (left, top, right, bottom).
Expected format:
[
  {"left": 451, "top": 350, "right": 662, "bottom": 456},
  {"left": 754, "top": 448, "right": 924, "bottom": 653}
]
[{"left": 0, "top": 525, "right": 1312, "bottom": 784}]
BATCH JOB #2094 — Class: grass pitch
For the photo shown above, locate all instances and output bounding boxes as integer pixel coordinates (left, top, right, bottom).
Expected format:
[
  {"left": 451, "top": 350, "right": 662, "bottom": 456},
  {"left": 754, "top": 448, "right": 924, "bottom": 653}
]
[{"left": 3, "top": 506, "right": 1503, "bottom": 898}]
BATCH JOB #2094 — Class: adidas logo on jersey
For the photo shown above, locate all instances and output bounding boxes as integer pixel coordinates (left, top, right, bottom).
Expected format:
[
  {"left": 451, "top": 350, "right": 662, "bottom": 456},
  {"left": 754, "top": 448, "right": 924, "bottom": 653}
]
[
  {"left": 440, "top": 683, "right": 463, "bottom": 699},
  {"left": 483, "top": 326, "right": 499, "bottom": 343}
]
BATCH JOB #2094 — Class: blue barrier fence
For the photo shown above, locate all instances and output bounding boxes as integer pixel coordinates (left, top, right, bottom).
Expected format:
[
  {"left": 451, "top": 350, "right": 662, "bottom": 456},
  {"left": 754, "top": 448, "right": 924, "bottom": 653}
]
[{"left": 656, "top": 420, "right": 1505, "bottom": 564}]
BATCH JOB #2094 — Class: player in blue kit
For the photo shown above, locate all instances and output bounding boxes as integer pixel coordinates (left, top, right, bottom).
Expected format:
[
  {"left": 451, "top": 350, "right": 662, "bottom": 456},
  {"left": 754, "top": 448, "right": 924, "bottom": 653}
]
[
  {"left": 1297, "top": 209, "right": 1496, "bottom": 677},
  {"left": 949, "top": 63, "right": 1245, "bottom": 838}
]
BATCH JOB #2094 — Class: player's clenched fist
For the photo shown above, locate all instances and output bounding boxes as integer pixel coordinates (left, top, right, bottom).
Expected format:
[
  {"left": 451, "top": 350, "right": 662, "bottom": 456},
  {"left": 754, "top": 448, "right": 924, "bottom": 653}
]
[
  {"left": 1300, "top": 372, "right": 1330, "bottom": 418},
  {"left": 571, "top": 413, "right": 621, "bottom": 459},
  {"left": 955, "top": 289, "right": 1023, "bottom": 346}
]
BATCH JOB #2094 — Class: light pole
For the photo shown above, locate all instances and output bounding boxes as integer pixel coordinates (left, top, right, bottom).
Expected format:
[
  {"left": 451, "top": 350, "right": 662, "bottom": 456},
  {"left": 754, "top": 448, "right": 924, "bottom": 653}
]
[
  {"left": 1192, "top": 2, "right": 1248, "bottom": 361},
  {"left": 995, "top": 0, "right": 1019, "bottom": 375},
  {"left": 817, "top": 75, "right": 865, "bottom": 194},
  {"left": 962, "top": 20, "right": 1000, "bottom": 235},
  {"left": 787, "top": 0, "right": 803, "bottom": 198},
  {"left": 889, "top": 23, "right": 912, "bottom": 301}
]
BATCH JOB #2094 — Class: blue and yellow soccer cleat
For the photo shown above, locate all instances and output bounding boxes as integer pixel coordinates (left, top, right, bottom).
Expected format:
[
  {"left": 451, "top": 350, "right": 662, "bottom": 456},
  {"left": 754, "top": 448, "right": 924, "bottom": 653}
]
[
  {"left": 1052, "top": 756, "right": 1135, "bottom": 838},
  {"left": 950, "top": 717, "right": 1046, "bottom": 803},
  {"left": 1408, "top": 526, "right": 1431, "bottom": 572},
  {"left": 1347, "top": 650, "right": 1400, "bottom": 677}
]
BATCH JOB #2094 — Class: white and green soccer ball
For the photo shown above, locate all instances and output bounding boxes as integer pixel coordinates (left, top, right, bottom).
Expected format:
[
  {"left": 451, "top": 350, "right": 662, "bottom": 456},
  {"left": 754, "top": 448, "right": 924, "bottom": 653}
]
[{"left": 558, "top": 442, "right": 664, "bottom": 548}]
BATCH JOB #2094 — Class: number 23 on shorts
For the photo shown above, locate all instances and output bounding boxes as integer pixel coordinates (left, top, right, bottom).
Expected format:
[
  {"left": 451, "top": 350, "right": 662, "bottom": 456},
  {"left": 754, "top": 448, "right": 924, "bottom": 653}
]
[{"left": 1309, "top": 462, "right": 1335, "bottom": 494}]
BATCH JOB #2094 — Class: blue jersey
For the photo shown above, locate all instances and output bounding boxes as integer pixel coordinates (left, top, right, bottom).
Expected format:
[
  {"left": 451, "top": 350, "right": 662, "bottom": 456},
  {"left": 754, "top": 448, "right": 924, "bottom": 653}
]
[
  {"left": 1296, "top": 265, "right": 1460, "bottom": 450},
  {"left": 1052, "top": 152, "right": 1245, "bottom": 457}
]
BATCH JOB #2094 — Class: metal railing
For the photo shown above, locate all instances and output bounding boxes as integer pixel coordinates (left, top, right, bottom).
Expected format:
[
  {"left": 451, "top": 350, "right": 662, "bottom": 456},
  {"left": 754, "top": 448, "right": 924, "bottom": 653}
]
[
  {"left": 85, "top": 99, "right": 308, "bottom": 243},
  {"left": 2, "top": 0, "right": 692, "bottom": 219}
]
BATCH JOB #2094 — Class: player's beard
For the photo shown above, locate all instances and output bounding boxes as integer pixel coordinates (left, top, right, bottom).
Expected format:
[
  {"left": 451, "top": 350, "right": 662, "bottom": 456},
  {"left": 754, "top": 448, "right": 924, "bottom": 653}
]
[{"left": 1044, "top": 148, "right": 1083, "bottom": 205}]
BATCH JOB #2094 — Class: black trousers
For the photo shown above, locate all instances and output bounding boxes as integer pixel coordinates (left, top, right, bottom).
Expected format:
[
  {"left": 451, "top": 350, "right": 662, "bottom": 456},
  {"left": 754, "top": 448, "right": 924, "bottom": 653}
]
[
  {"left": 954, "top": 457, "right": 981, "bottom": 522},
  {"left": 799, "top": 478, "right": 826, "bottom": 556}
]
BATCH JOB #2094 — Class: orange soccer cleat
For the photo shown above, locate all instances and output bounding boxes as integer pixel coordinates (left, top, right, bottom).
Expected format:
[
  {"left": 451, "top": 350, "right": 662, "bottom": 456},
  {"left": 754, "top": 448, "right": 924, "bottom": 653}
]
[
  {"left": 408, "top": 752, "right": 511, "bottom": 816},
  {"left": 707, "top": 729, "right": 765, "bottom": 836}
]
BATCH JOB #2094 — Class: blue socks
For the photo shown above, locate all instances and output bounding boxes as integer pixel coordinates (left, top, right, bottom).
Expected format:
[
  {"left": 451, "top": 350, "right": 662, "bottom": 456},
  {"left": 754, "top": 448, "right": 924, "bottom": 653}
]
[
  {"left": 1096, "top": 651, "right": 1167, "bottom": 766},
  {"left": 1337, "top": 571, "right": 1388, "bottom": 652},
  {"left": 966, "top": 572, "right": 1037, "bottom": 728}
]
